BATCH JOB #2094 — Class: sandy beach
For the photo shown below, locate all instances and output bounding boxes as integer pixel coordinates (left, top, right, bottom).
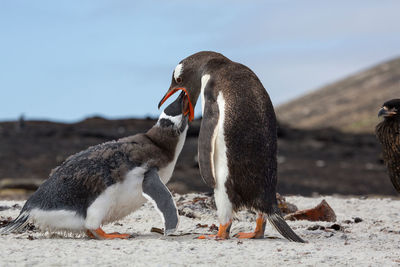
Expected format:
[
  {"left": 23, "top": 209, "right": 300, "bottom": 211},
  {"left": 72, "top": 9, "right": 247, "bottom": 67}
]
[{"left": 1, "top": 194, "right": 400, "bottom": 266}]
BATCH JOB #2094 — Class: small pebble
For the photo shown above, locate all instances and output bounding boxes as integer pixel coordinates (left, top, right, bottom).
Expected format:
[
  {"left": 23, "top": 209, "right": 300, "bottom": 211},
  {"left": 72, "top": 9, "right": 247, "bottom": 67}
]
[
  {"left": 328, "top": 224, "right": 342, "bottom": 231},
  {"left": 325, "top": 233, "right": 334, "bottom": 238},
  {"left": 307, "top": 225, "right": 325, "bottom": 231},
  {"left": 12, "top": 204, "right": 22, "bottom": 210}
]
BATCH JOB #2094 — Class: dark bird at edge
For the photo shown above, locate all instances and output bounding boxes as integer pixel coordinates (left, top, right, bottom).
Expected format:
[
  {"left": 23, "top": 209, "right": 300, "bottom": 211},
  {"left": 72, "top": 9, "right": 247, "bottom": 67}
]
[{"left": 376, "top": 98, "right": 400, "bottom": 192}]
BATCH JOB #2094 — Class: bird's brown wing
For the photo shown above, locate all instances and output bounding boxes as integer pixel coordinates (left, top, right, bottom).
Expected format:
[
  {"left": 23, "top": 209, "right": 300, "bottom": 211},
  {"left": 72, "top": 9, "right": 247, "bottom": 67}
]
[
  {"left": 387, "top": 132, "right": 400, "bottom": 192},
  {"left": 376, "top": 122, "right": 400, "bottom": 192}
]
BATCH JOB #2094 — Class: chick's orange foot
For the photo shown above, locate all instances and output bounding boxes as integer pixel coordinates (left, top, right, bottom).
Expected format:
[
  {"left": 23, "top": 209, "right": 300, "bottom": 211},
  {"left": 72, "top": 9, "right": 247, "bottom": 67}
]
[
  {"left": 197, "top": 221, "right": 232, "bottom": 240},
  {"left": 86, "top": 228, "right": 131, "bottom": 240}
]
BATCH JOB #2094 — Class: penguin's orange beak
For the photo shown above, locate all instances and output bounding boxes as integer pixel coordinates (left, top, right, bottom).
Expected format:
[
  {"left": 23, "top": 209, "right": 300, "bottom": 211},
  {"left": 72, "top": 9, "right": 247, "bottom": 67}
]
[{"left": 158, "top": 87, "right": 194, "bottom": 122}]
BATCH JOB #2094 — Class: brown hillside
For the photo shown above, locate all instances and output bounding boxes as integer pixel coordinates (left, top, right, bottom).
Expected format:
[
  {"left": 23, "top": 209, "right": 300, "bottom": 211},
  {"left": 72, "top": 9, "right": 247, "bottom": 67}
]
[{"left": 277, "top": 57, "right": 400, "bottom": 133}]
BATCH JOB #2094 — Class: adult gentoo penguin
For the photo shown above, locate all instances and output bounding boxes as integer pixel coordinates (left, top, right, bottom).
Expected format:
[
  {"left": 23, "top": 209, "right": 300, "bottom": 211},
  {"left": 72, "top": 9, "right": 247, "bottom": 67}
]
[
  {"left": 1, "top": 92, "right": 191, "bottom": 239},
  {"left": 158, "top": 51, "right": 304, "bottom": 242},
  {"left": 376, "top": 99, "right": 400, "bottom": 192}
]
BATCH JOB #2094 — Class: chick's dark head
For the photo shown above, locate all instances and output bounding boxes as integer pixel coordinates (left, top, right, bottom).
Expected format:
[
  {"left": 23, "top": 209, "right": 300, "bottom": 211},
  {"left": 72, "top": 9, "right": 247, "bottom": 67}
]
[{"left": 378, "top": 99, "right": 400, "bottom": 119}]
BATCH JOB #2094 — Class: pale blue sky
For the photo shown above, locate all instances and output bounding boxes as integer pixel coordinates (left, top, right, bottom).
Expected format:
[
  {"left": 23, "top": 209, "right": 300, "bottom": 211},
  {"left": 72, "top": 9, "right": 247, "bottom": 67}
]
[{"left": 1, "top": 1, "right": 399, "bottom": 122}]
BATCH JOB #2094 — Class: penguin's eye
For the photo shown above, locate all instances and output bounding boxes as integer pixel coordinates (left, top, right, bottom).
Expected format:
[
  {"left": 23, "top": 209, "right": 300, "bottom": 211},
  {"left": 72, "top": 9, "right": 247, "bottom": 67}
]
[{"left": 176, "top": 77, "right": 182, "bottom": 84}]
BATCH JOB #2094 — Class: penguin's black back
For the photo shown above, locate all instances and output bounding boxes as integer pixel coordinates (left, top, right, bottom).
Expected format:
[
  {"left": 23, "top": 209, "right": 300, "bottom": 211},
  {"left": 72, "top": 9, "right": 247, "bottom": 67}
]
[{"left": 207, "top": 58, "right": 278, "bottom": 212}]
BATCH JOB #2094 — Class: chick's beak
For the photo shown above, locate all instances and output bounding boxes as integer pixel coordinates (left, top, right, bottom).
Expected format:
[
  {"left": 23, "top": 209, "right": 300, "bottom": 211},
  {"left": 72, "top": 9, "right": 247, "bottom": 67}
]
[
  {"left": 378, "top": 106, "right": 397, "bottom": 117},
  {"left": 158, "top": 87, "right": 194, "bottom": 121},
  {"left": 378, "top": 107, "right": 387, "bottom": 117}
]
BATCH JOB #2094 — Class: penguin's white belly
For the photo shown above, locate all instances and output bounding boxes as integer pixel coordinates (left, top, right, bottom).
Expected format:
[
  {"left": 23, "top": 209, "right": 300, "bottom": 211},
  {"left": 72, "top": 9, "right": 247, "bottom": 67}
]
[
  {"left": 158, "top": 162, "right": 175, "bottom": 185},
  {"left": 29, "top": 209, "right": 85, "bottom": 231},
  {"left": 158, "top": 125, "right": 188, "bottom": 184},
  {"left": 213, "top": 92, "right": 233, "bottom": 225},
  {"left": 84, "top": 166, "right": 147, "bottom": 229},
  {"left": 26, "top": 166, "right": 148, "bottom": 231}
]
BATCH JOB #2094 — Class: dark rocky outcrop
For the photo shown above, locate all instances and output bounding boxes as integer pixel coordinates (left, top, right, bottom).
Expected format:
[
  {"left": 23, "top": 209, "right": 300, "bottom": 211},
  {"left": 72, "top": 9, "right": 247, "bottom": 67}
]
[{"left": 0, "top": 117, "right": 396, "bottom": 196}]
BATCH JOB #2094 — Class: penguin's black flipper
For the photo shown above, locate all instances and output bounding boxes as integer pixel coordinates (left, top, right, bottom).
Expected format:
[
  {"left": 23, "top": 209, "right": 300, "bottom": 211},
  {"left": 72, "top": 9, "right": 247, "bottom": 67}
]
[
  {"left": 198, "top": 85, "right": 220, "bottom": 188},
  {"left": 267, "top": 209, "right": 305, "bottom": 243},
  {"left": 142, "top": 168, "right": 179, "bottom": 236}
]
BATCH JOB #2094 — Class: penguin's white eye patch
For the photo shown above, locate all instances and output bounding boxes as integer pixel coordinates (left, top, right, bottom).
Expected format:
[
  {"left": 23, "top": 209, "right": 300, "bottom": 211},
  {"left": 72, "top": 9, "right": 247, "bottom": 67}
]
[{"left": 174, "top": 63, "right": 183, "bottom": 82}]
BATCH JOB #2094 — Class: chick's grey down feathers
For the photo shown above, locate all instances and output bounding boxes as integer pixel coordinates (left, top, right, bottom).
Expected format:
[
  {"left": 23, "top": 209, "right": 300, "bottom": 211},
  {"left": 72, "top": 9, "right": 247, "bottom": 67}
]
[
  {"left": 2, "top": 94, "right": 188, "bottom": 236},
  {"left": 25, "top": 127, "right": 180, "bottom": 218}
]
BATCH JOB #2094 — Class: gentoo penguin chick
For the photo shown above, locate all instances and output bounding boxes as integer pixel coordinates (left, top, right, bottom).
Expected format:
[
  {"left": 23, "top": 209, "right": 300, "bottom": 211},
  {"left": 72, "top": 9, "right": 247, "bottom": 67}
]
[
  {"left": 1, "top": 92, "right": 191, "bottom": 239},
  {"left": 159, "top": 51, "right": 304, "bottom": 242},
  {"left": 376, "top": 99, "right": 400, "bottom": 192}
]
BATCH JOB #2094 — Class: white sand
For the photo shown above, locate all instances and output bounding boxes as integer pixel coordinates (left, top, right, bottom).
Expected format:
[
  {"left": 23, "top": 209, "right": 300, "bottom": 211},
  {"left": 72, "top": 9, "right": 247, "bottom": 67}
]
[{"left": 1, "top": 194, "right": 400, "bottom": 266}]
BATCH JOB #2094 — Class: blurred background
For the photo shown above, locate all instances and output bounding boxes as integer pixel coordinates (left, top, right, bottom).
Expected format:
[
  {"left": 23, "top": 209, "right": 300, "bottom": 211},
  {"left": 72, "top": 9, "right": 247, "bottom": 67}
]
[{"left": 0, "top": 1, "right": 399, "bottom": 198}]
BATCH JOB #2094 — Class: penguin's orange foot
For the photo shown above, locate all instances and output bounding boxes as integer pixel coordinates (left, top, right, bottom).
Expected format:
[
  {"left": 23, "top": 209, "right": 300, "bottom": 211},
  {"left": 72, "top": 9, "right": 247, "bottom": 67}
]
[
  {"left": 233, "top": 232, "right": 263, "bottom": 239},
  {"left": 197, "top": 221, "right": 232, "bottom": 240},
  {"left": 197, "top": 234, "right": 229, "bottom": 240},
  {"left": 86, "top": 228, "right": 131, "bottom": 240},
  {"left": 234, "top": 213, "right": 266, "bottom": 239},
  {"left": 86, "top": 230, "right": 96, "bottom": 239}
]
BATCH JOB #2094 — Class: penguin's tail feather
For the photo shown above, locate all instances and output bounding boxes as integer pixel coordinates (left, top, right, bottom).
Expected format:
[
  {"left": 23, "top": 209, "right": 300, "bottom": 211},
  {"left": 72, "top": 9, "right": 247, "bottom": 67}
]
[
  {"left": 267, "top": 209, "right": 305, "bottom": 243},
  {"left": 0, "top": 212, "right": 30, "bottom": 235}
]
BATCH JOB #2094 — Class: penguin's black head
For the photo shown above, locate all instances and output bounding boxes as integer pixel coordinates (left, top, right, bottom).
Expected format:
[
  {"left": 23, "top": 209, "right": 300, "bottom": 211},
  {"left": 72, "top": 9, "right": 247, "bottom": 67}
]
[
  {"left": 158, "top": 91, "right": 189, "bottom": 130},
  {"left": 378, "top": 99, "right": 400, "bottom": 120},
  {"left": 158, "top": 51, "right": 227, "bottom": 121},
  {"left": 163, "top": 91, "right": 189, "bottom": 117}
]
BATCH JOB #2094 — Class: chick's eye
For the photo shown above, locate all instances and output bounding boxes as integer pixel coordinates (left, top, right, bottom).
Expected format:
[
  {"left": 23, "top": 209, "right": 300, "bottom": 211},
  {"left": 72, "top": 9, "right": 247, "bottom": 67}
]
[{"left": 176, "top": 77, "right": 182, "bottom": 83}]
